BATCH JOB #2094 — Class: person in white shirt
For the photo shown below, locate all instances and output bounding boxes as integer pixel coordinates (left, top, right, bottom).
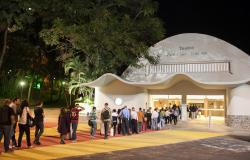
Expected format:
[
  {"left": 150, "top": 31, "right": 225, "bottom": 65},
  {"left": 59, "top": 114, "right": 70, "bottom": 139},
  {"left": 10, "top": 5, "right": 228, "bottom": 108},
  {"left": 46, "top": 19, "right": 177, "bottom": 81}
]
[
  {"left": 130, "top": 107, "right": 138, "bottom": 134},
  {"left": 151, "top": 108, "right": 159, "bottom": 130},
  {"left": 111, "top": 109, "right": 118, "bottom": 136},
  {"left": 165, "top": 109, "right": 171, "bottom": 124}
]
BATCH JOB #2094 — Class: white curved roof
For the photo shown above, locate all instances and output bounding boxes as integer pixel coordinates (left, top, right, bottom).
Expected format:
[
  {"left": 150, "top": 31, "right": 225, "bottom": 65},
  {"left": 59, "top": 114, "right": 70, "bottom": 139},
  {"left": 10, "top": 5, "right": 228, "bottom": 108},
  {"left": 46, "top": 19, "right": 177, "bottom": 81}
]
[{"left": 81, "top": 33, "right": 250, "bottom": 88}]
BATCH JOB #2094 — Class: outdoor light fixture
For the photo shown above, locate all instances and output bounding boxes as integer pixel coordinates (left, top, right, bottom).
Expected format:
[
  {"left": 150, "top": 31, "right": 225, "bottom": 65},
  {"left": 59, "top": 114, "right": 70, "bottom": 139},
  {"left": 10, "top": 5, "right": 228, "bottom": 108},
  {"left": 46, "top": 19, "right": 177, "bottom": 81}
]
[
  {"left": 115, "top": 97, "right": 123, "bottom": 106},
  {"left": 19, "top": 81, "right": 26, "bottom": 99},
  {"left": 19, "top": 81, "right": 25, "bottom": 87}
]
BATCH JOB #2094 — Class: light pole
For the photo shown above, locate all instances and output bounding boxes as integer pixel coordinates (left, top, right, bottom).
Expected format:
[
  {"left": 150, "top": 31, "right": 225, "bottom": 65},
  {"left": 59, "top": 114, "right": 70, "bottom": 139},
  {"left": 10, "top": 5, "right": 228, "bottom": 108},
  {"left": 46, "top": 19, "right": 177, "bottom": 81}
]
[{"left": 19, "top": 81, "right": 25, "bottom": 99}]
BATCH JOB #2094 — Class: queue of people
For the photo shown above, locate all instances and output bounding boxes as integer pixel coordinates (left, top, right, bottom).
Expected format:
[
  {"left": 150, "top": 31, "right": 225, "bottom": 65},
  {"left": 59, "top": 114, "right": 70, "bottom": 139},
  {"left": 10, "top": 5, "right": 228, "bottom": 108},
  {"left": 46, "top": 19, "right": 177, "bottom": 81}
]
[
  {"left": 0, "top": 98, "right": 44, "bottom": 153},
  {"left": 1, "top": 100, "right": 181, "bottom": 154},
  {"left": 87, "top": 103, "right": 181, "bottom": 140}
]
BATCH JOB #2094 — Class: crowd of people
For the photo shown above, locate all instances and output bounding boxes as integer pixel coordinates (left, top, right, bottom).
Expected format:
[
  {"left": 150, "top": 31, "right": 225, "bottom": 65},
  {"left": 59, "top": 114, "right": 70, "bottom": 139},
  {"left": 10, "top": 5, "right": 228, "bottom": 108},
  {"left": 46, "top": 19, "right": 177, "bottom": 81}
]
[
  {"left": 87, "top": 103, "right": 182, "bottom": 140},
  {"left": 187, "top": 104, "right": 200, "bottom": 119},
  {"left": 0, "top": 98, "right": 44, "bottom": 153},
  {"left": 0, "top": 99, "right": 182, "bottom": 154}
]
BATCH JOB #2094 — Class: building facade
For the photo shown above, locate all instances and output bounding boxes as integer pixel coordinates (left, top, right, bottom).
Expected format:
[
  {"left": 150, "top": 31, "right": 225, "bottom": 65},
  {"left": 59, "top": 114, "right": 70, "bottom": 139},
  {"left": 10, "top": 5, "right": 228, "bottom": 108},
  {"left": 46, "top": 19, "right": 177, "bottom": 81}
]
[{"left": 81, "top": 33, "right": 250, "bottom": 129}]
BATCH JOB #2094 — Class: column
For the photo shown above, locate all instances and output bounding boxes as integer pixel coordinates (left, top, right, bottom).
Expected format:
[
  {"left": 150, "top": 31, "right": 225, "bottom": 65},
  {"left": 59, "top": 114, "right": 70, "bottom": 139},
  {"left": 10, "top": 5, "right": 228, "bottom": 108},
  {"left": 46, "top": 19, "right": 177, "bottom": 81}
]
[
  {"left": 204, "top": 98, "right": 208, "bottom": 117},
  {"left": 181, "top": 95, "right": 187, "bottom": 121}
]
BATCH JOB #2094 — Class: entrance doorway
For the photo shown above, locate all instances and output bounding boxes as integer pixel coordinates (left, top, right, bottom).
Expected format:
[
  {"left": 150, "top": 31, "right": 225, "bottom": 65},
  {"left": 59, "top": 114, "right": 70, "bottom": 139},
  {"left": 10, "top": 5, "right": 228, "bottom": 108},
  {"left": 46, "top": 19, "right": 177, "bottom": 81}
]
[
  {"left": 186, "top": 95, "right": 225, "bottom": 118},
  {"left": 150, "top": 95, "right": 182, "bottom": 109}
]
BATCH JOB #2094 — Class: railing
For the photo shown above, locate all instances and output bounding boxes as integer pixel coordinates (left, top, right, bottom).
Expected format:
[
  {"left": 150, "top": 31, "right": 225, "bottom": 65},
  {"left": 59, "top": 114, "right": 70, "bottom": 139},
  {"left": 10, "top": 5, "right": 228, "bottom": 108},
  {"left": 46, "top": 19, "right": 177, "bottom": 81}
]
[{"left": 145, "top": 61, "right": 232, "bottom": 75}]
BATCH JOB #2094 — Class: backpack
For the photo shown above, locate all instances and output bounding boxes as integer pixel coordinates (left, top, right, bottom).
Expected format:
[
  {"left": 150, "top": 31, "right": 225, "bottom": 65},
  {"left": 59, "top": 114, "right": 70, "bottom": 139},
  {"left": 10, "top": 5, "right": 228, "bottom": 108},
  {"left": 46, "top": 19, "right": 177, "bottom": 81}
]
[
  {"left": 0, "top": 105, "right": 9, "bottom": 124},
  {"left": 102, "top": 110, "right": 110, "bottom": 120}
]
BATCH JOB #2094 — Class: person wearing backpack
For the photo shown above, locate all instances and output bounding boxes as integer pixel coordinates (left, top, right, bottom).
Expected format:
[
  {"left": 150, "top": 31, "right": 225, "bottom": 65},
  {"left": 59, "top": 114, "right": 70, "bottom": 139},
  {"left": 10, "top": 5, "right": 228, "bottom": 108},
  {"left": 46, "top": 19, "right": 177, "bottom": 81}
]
[
  {"left": 0, "top": 99, "right": 15, "bottom": 153},
  {"left": 101, "top": 103, "right": 111, "bottom": 139}
]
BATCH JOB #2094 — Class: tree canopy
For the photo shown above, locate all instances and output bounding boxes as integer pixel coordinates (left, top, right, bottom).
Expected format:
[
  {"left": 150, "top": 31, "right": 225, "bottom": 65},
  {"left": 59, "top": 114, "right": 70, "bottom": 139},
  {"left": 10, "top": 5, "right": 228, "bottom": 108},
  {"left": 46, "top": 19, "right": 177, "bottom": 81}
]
[
  {"left": 0, "top": 0, "right": 165, "bottom": 103},
  {"left": 40, "top": 0, "right": 165, "bottom": 80}
]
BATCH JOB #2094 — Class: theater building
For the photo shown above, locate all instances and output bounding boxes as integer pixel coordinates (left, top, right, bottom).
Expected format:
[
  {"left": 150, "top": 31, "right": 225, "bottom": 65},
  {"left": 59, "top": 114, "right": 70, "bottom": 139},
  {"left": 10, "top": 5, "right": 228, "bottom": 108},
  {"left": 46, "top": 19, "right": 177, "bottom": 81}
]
[{"left": 80, "top": 33, "right": 250, "bottom": 129}]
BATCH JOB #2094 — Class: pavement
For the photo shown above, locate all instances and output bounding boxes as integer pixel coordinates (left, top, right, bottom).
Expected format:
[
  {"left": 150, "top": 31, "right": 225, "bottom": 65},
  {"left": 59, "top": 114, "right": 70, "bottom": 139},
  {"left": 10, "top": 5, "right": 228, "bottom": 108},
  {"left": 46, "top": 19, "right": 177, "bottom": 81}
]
[
  {"left": 58, "top": 135, "right": 250, "bottom": 160},
  {"left": 0, "top": 109, "right": 250, "bottom": 160}
]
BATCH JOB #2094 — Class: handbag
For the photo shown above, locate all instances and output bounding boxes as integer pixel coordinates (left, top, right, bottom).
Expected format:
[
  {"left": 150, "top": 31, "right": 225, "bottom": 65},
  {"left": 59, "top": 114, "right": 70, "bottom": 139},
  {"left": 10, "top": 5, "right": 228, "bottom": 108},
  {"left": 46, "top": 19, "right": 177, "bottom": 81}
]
[
  {"left": 88, "top": 119, "right": 93, "bottom": 127},
  {"left": 26, "top": 108, "right": 35, "bottom": 127}
]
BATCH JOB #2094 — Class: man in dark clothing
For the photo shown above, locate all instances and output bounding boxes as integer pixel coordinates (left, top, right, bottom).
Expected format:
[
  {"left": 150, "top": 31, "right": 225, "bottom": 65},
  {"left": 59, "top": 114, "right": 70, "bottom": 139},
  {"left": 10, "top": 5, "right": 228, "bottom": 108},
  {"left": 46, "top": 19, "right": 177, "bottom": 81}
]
[
  {"left": 101, "top": 103, "right": 111, "bottom": 139},
  {"left": 145, "top": 109, "right": 152, "bottom": 129},
  {"left": 9, "top": 97, "right": 21, "bottom": 147},
  {"left": 0, "top": 99, "right": 15, "bottom": 152},
  {"left": 34, "top": 101, "right": 44, "bottom": 145}
]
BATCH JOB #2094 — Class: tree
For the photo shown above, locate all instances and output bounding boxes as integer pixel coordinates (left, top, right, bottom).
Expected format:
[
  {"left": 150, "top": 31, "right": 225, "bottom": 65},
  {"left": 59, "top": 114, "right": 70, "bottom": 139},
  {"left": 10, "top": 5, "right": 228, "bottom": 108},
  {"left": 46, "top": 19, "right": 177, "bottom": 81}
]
[
  {"left": 40, "top": 0, "right": 165, "bottom": 80},
  {"left": 0, "top": 0, "right": 36, "bottom": 71}
]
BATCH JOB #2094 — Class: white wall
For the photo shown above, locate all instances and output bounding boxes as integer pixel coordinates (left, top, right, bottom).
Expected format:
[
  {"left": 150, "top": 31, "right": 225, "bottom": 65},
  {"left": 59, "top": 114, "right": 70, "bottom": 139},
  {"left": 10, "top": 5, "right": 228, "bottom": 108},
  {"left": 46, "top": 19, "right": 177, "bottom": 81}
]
[
  {"left": 94, "top": 87, "right": 148, "bottom": 111},
  {"left": 228, "top": 84, "right": 250, "bottom": 115}
]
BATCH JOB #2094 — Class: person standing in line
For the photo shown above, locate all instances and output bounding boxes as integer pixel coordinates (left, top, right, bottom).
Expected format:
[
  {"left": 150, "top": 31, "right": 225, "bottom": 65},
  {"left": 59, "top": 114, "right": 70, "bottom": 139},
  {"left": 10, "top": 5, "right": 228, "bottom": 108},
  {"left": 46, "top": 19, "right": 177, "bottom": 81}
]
[
  {"left": 119, "top": 106, "right": 130, "bottom": 136},
  {"left": 130, "top": 107, "right": 138, "bottom": 134},
  {"left": 66, "top": 105, "right": 73, "bottom": 140},
  {"left": 173, "top": 104, "right": 179, "bottom": 125},
  {"left": 58, "top": 108, "right": 69, "bottom": 144},
  {"left": 101, "top": 103, "right": 111, "bottom": 139},
  {"left": 17, "top": 100, "right": 33, "bottom": 148},
  {"left": 128, "top": 108, "right": 132, "bottom": 132},
  {"left": 145, "top": 109, "right": 152, "bottom": 129},
  {"left": 117, "top": 109, "right": 122, "bottom": 134},
  {"left": 89, "top": 107, "right": 97, "bottom": 138},
  {"left": 34, "top": 101, "right": 44, "bottom": 145},
  {"left": 142, "top": 109, "right": 147, "bottom": 131},
  {"left": 9, "top": 97, "right": 21, "bottom": 148},
  {"left": 71, "top": 104, "right": 84, "bottom": 142},
  {"left": 177, "top": 105, "right": 182, "bottom": 120},
  {"left": 151, "top": 108, "right": 159, "bottom": 130},
  {"left": 0, "top": 99, "right": 15, "bottom": 152},
  {"left": 159, "top": 108, "right": 165, "bottom": 129},
  {"left": 111, "top": 109, "right": 118, "bottom": 136},
  {"left": 165, "top": 109, "right": 171, "bottom": 124},
  {"left": 137, "top": 108, "right": 144, "bottom": 132}
]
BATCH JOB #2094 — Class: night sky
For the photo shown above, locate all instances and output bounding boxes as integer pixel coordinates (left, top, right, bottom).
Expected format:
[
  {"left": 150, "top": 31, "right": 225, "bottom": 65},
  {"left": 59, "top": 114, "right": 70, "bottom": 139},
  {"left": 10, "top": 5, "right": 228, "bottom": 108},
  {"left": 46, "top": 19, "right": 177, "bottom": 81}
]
[{"left": 157, "top": 0, "right": 250, "bottom": 55}]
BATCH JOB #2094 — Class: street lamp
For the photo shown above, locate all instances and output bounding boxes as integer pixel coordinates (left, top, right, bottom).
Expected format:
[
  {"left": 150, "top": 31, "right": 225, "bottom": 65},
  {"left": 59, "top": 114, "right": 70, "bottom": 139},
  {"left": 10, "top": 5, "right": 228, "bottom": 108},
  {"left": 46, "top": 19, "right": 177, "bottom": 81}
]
[
  {"left": 19, "top": 81, "right": 25, "bottom": 99},
  {"left": 62, "top": 81, "right": 66, "bottom": 85}
]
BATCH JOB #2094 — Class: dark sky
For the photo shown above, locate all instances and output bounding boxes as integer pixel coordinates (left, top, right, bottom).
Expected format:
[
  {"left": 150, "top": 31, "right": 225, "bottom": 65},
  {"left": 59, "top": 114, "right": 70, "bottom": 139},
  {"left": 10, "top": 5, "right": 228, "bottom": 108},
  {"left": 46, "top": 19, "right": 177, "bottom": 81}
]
[{"left": 157, "top": 0, "right": 250, "bottom": 55}]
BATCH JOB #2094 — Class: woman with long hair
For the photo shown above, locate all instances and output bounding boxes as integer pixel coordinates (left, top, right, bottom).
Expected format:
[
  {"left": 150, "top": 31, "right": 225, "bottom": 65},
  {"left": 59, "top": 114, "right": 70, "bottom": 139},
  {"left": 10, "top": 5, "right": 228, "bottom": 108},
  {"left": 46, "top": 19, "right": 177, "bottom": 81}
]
[
  {"left": 17, "top": 100, "right": 33, "bottom": 148},
  {"left": 58, "top": 108, "right": 69, "bottom": 144}
]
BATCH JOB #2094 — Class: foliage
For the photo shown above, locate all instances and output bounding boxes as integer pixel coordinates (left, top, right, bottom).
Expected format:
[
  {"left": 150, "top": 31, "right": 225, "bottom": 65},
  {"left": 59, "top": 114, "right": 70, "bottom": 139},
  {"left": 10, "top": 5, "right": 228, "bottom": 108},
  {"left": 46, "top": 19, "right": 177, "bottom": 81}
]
[
  {"left": 0, "top": 0, "right": 165, "bottom": 105},
  {"left": 40, "top": 0, "right": 165, "bottom": 80}
]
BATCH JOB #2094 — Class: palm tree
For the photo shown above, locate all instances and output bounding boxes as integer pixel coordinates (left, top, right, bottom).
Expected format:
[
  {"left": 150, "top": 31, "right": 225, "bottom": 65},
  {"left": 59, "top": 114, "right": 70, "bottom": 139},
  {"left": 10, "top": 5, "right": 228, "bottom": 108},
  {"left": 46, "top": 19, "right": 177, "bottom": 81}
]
[{"left": 64, "top": 56, "right": 93, "bottom": 104}]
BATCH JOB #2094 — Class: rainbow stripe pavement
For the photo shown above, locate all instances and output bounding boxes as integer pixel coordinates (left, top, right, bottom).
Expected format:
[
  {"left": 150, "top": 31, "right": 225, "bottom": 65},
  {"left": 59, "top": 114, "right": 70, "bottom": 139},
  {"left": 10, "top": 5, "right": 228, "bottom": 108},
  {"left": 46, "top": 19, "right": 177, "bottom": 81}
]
[{"left": 0, "top": 123, "right": 225, "bottom": 160}]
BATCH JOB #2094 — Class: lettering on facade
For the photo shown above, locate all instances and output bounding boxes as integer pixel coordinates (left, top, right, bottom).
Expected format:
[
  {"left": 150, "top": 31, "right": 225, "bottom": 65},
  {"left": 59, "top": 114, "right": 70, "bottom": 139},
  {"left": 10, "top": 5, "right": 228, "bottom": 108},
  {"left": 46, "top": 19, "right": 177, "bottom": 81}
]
[{"left": 163, "top": 46, "right": 208, "bottom": 57}]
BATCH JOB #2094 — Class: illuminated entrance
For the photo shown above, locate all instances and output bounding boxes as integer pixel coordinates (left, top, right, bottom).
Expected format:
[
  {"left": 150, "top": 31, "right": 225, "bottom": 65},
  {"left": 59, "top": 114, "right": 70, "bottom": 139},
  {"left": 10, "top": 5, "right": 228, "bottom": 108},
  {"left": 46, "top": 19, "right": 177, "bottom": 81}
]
[
  {"left": 150, "top": 95, "right": 182, "bottom": 108},
  {"left": 149, "top": 94, "right": 225, "bottom": 118},
  {"left": 187, "top": 95, "right": 225, "bottom": 117}
]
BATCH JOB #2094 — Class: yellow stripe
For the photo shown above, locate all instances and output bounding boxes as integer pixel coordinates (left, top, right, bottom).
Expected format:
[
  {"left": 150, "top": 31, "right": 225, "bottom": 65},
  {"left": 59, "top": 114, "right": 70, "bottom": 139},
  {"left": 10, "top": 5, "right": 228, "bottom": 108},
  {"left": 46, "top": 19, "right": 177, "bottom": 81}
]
[{"left": 1, "top": 130, "right": 224, "bottom": 160}]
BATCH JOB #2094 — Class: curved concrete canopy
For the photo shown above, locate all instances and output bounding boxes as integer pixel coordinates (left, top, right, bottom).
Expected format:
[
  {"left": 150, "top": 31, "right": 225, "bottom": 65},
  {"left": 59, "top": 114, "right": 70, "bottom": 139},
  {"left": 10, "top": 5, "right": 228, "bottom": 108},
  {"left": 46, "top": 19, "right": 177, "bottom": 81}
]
[{"left": 80, "top": 33, "right": 250, "bottom": 89}]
